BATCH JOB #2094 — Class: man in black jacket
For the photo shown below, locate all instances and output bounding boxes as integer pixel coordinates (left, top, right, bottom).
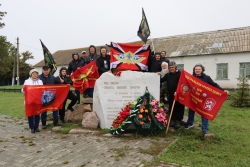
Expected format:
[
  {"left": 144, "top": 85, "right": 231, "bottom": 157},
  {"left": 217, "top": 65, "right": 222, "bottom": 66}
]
[
  {"left": 148, "top": 52, "right": 162, "bottom": 73},
  {"left": 67, "top": 52, "right": 84, "bottom": 104},
  {"left": 96, "top": 47, "right": 111, "bottom": 76},
  {"left": 38, "top": 66, "right": 61, "bottom": 129},
  {"left": 161, "top": 61, "right": 185, "bottom": 129},
  {"left": 55, "top": 67, "right": 77, "bottom": 123}
]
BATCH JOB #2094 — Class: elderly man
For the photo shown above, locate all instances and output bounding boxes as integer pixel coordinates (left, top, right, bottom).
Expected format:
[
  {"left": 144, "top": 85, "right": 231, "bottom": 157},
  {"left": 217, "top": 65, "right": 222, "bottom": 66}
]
[
  {"left": 160, "top": 62, "right": 169, "bottom": 104},
  {"left": 161, "top": 61, "right": 184, "bottom": 129}
]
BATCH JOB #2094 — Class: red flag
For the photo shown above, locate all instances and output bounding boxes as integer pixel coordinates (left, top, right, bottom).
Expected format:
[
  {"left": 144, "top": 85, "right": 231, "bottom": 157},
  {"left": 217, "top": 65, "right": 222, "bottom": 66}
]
[
  {"left": 110, "top": 42, "right": 150, "bottom": 71},
  {"left": 24, "top": 84, "right": 70, "bottom": 116},
  {"left": 174, "top": 70, "right": 228, "bottom": 120},
  {"left": 70, "top": 60, "right": 99, "bottom": 93}
]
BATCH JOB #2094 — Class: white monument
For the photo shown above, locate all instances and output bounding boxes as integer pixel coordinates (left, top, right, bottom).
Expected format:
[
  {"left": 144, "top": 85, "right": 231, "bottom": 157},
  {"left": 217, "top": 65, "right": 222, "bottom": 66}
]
[{"left": 93, "top": 71, "right": 160, "bottom": 129}]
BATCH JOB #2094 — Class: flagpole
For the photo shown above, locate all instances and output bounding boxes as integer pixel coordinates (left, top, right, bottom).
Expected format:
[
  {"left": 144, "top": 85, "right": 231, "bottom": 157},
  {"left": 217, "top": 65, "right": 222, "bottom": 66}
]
[
  {"left": 149, "top": 35, "right": 155, "bottom": 53},
  {"left": 166, "top": 100, "right": 176, "bottom": 134}
]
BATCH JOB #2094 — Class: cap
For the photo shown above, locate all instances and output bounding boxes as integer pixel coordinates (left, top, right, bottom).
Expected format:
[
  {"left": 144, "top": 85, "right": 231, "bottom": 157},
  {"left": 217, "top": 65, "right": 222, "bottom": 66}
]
[
  {"left": 81, "top": 51, "right": 86, "bottom": 54},
  {"left": 29, "top": 69, "right": 39, "bottom": 76},
  {"left": 42, "top": 66, "right": 49, "bottom": 70}
]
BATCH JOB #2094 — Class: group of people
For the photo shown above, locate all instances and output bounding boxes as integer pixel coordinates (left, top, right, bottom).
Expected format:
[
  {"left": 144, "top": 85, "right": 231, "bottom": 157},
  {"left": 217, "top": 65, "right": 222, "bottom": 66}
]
[
  {"left": 22, "top": 46, "right": 229, "bottom": 136},
  {"left": 158, "top": 59, "right": 229, "bottom": 137},
  {"left": 22, "top": 65, "right": 78, "bottom": 133},
  {"left": 67, "top": 45, "right": 111, "bottom": 103},
  {"left": 22, "top": 45, "right": 111, "bottom": 134}
]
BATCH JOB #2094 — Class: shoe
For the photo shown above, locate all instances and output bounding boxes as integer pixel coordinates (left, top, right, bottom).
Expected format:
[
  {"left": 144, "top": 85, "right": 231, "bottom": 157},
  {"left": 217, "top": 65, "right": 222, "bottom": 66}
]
[
  {"left": 83, "top": 94, "right": 90, "bottom": 98},
  {"left": 31, "top": 129, "right": 35, "bottom": 133},
  {"left": 76, "top": 101, "right": 80, "bottom": 104},
  {"left": 41, "top": 119, "right": 47, "bottom": 129},
  {"left": 169, "top": 120, "right": 175, "bottom": 127},
  {"left": 174, "top": 120, "right": 181, "bottom": 129},
  {"left": 203, "top": 133, "right": 215, "bottom": 138},
  {"left": 35, "top": 128, "right": 40, "bottom": 132},
  {"left": 185, "top": 124, "right": 194, "bottom": 129},
  {"left": 53, "top": 118, "right": 61, "bottom": 126},
  {"left": 67, "top": 107, "right": 74, "bottom": 112}
]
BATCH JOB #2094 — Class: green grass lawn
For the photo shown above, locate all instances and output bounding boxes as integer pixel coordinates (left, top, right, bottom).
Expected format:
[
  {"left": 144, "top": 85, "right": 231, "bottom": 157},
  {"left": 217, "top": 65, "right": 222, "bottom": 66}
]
[
  {"left": 152, "top": 100, "right": 250, "bottom": 167},
  {"left": 0, "top": 85, "right": 23, "bottom": 89},
  {"left": 0, "top": 92, "right": 249, "bottom": 167}
]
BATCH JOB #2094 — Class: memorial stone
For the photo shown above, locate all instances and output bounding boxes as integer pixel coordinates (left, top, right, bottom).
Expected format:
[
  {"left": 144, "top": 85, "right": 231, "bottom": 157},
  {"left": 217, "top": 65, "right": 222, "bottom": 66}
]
[{"left": 93, "top": 71, "right": 160, "bottom": 129}]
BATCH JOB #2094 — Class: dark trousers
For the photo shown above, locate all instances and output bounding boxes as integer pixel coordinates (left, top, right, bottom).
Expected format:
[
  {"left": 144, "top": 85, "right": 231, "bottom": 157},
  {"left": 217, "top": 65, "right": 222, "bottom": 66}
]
[
  {"left": 28, "top": 115, "right": 40, "bottom": 129},
  {"left": 75, "top": 89, "right": 80, "bottom": 102},
  {"left": 85, "top": 88, "right": 94, "bottom": 98},
  {"left": 168, "top": 100, "right": 185, "bottom": 121},
  {"left": 59, "top": 91, "right": 77, "bottom": 121}
]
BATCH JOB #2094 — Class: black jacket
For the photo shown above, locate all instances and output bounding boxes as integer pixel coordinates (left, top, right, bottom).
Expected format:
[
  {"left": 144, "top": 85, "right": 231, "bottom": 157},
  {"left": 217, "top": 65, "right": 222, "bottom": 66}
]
[
  {"left": 161, "top": 57, "right": 170, "bottom": 65},
  {"left": 38, "top": 74, "right": 56, "bottom": 84},
  {"left": 67, "top": 59, "right": 84, "bottom": 75},
  {"left": 195, "top": 73, "right": 223, "bottom": 90},
  {"left": 148, "top": 56, "right": 162, "bottom": 72},
  {"left": 96, "top": 55, "right": 110, "bottom": 76},
  {"left": 161, "top": 70, "right": 181, "bottom": 100},
  {"left": 55, "top": 75, "right": 73, "bottom": 85},
  {"left": 86, "top": 53, "right": 99, "bottom": 64}
]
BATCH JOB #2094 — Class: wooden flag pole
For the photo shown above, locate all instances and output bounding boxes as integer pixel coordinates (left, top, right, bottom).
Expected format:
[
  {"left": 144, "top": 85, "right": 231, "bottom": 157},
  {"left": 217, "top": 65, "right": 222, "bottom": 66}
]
[
  {"left": 149, "top": 35, "right": 155, "bottom": 52},
  {"left": 166, "top": 100, "right": 176, "bottom": 134}
]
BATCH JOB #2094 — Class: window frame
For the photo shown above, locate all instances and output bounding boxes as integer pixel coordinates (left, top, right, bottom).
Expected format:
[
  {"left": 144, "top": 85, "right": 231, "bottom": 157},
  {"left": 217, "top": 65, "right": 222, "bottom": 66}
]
[
  {"left": 239, "top": 62, "right": 250, "bottom": 79},
  {"left": 216, "top": 63, "right": 228, "bottom": 80}
]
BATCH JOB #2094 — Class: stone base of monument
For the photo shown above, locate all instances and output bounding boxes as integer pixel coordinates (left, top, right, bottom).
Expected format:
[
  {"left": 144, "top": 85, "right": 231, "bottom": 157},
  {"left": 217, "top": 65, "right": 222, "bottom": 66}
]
[
  {"left": 82, "top": 98, "right": 93, "bottom": 104},
  {"left": 65, "top": 104, "right": 92, "bottom": 123}
]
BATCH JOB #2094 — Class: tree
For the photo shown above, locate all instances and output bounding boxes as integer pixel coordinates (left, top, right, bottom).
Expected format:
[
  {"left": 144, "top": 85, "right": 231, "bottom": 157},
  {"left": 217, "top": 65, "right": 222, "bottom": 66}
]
[
  {"left": 0, "top": 4, "right": 7, "bottom": 29},
  {"left": 231, "top": 76, "right": 250, "bottom": 107}
]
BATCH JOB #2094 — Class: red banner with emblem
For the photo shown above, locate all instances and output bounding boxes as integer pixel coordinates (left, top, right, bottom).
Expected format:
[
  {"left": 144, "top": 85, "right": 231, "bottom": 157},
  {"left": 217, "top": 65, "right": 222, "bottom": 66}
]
[
  {"left": 70, "top": 60, "right": 99, "bottom": 93},
  {"left": 110, "top": 42, "right": 150, "bottom": 71},
  {"left": 24, "top": 84, "right": 70, "bottom": 116},
  {"left": 174, "top": 70, "right": 228, "bottom": 120}
]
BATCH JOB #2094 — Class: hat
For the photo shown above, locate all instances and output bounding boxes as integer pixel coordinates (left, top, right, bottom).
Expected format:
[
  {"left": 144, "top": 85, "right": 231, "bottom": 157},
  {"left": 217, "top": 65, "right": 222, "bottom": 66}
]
[
  {"left": 81, "top": 51, "right": 86, "bottom": 54},
  {"left": 42, "top": 66, "right": 49, "bottom": 70},
  {"left": 29, "top": 69, "right": 39, "bottom": 76}
]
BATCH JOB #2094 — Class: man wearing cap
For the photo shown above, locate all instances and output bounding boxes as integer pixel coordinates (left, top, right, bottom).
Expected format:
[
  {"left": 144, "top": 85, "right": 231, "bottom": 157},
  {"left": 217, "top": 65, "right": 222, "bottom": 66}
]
[
  {"left": 38, "top": 66, "right": 61, "bottom": 129},
  {"left": 80, "top": 51, "right": 87, "bottom": 66},
  {"left": 160, "top": 61, "right": 185, "bottom": 129},
  {"left": 22, "top": 69, "right": 43, "bottom": 133}
]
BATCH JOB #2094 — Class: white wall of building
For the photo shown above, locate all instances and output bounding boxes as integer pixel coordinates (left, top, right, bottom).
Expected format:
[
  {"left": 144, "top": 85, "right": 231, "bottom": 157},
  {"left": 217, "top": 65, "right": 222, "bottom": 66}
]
[{"left": 170, "top": 52, "right": 250, "bottom": 89}]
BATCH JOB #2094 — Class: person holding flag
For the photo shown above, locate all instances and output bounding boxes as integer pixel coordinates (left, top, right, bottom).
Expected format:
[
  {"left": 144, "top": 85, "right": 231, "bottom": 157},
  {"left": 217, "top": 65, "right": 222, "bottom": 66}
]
[
  {"left": 161, "top": 61, "right": 185, "bottom": 129},
  {"left": 185, "top": 63, "right": 229, "bottom": 137},
  {"left": 67, "top": 52, "right": 84, "bottom": 104},
  {"left": 22, "top": 69, "right": 43, "bottom": 133}
]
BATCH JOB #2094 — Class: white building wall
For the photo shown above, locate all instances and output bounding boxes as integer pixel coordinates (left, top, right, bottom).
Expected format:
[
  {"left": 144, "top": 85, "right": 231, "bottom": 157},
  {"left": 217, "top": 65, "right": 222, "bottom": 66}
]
[{"left": 170, "top": 52, "right": 250, "bottom": 89}]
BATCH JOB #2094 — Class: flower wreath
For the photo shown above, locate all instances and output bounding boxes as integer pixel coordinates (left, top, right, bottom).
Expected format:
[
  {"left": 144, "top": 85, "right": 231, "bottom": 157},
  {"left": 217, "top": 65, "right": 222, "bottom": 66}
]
[{"left": 110, "top": 89, "right": 168, "bottom": 135}]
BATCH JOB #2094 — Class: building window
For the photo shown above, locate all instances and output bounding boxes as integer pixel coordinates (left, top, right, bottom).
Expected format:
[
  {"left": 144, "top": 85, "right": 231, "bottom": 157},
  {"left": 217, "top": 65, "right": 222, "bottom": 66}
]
[
  {"left": 216, "top": 63, "right": 228, "bottom": 79},
  {"left": 239, "top": 62, "right": 250, "bottom": 78},
  {"left": 177, "top": 64, "right": 184, "bottom": 71}
]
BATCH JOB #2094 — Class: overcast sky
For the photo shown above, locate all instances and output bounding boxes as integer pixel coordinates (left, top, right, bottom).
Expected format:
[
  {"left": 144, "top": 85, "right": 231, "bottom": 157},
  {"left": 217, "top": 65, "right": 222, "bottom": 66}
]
[{"left": 1, "top": 0, "right": 250, "bottom": 65}]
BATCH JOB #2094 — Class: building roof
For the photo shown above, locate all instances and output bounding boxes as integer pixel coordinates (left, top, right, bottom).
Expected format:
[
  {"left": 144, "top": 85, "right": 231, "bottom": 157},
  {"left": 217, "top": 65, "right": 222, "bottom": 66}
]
[
  {"left": 34, "top": 26, "right": 250, "bottom": 67},
  {"left": 147, "top": 26, "right": 250, "bottom": 57}
]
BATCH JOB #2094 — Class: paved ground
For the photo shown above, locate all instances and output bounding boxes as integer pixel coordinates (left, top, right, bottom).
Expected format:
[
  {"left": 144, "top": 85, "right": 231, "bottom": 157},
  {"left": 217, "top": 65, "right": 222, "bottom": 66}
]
[{"left": 0, "top": 115, "right": 187, "bottom": 167}]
